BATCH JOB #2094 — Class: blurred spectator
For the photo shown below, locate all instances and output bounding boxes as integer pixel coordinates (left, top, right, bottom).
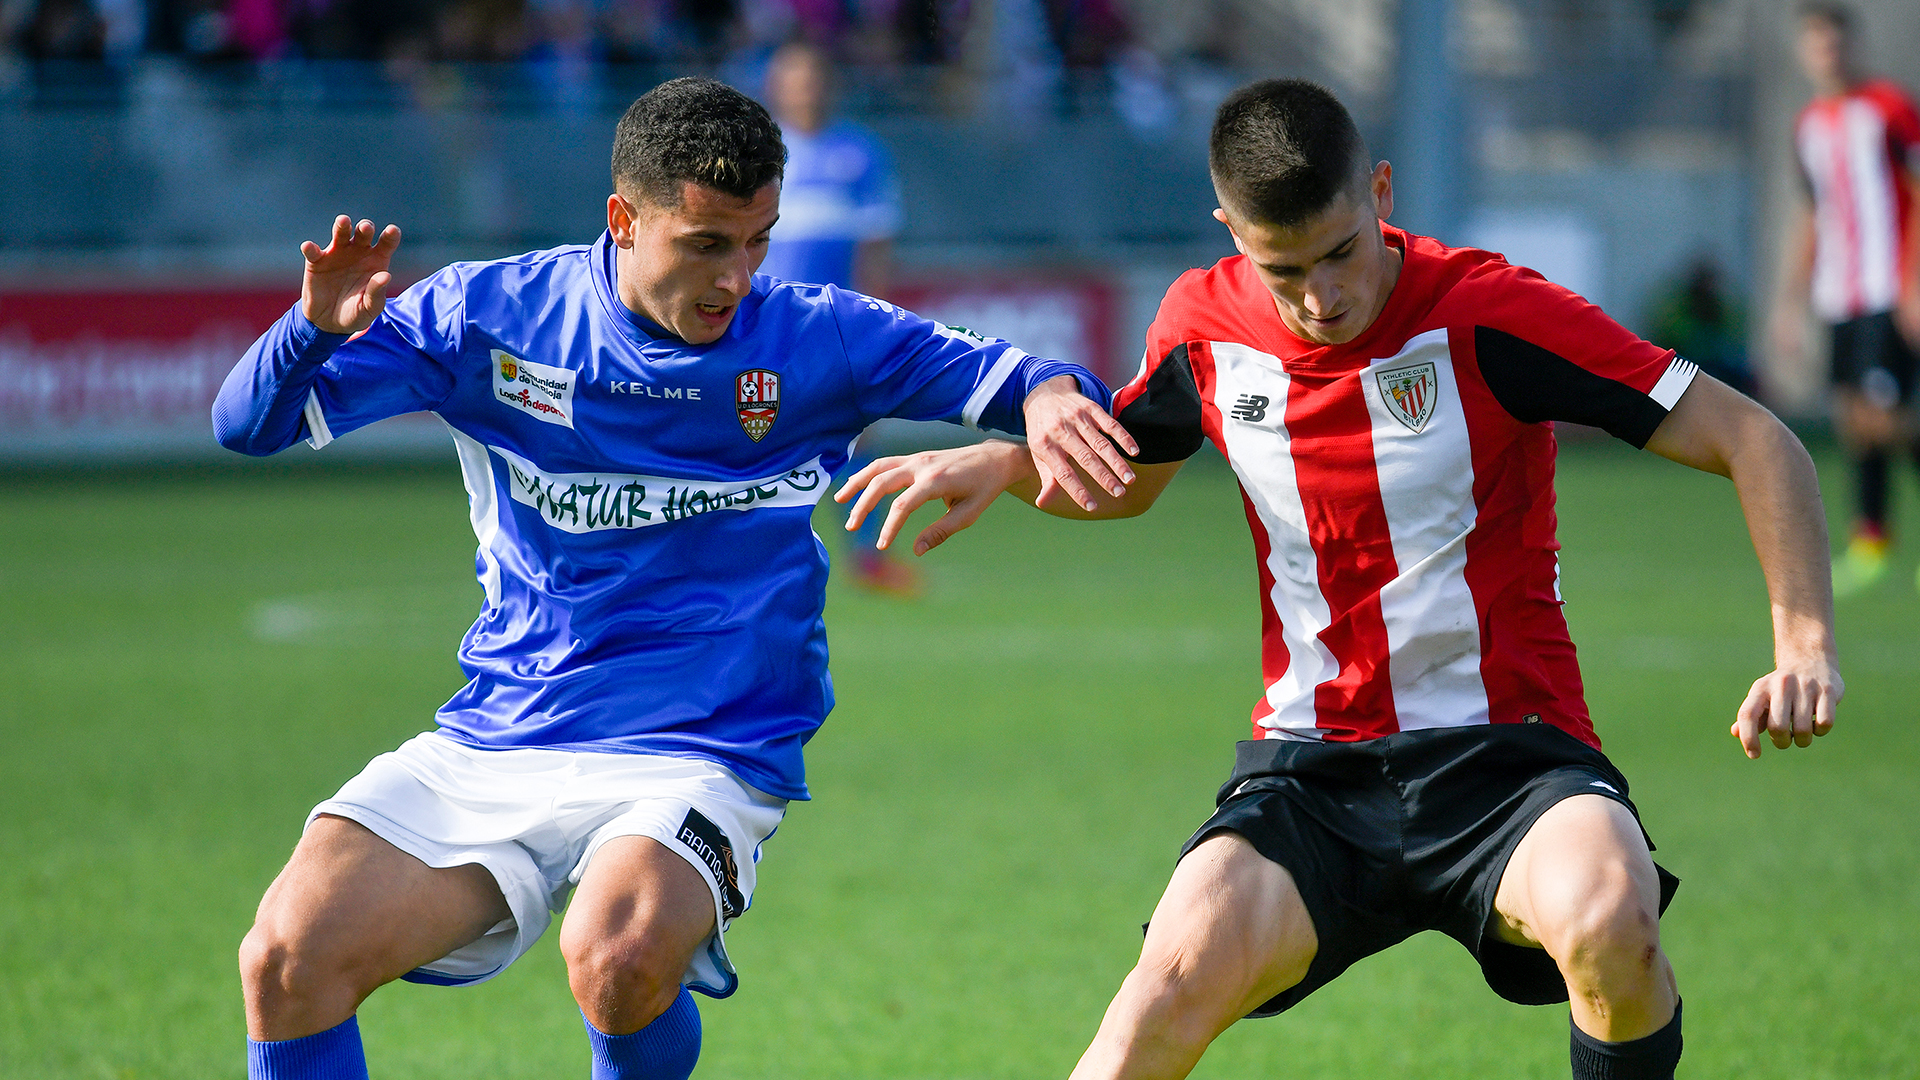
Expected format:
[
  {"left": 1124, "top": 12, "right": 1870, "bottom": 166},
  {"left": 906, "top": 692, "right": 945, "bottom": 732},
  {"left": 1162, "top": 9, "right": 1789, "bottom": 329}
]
[
  {"left": 16, "top": 0, "right": 107, "bottom": 59},
  {"left": 1110, "top": 44, "right": 1175, "bottom": 138},
  {"left": 892, "top": 0, "right": 966, "bottom": 65},
  {"left": 760, "top": 39, "right": 916, "bottom": 596},
  {"left": 1648, "top": 260, "right": 1753, "bottom": 397},
  {"left": 1041, "top": 0, "right": 1123, "bottom": 70},
  {"left": 669, "top": 0, "right": 733, "bottom": 60},
  {"left": 433, "top": 0, "right": 525, "bottom": 61},
  {"left": 224, "top": 0, "right": 283, "bottom": 58},
  {"left": 525, "top": 0, "right": 596, "bottom": 107}
]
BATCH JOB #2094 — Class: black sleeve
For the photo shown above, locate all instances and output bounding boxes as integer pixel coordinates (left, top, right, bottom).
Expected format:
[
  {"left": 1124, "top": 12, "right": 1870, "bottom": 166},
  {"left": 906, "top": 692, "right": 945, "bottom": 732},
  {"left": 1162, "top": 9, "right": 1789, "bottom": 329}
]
[
  {"left": 1116, "top": 343, "right": 1206, "bottom": 463},
  {"left": 1473, "top": 326, "right": 1673, "bottom": 449}
]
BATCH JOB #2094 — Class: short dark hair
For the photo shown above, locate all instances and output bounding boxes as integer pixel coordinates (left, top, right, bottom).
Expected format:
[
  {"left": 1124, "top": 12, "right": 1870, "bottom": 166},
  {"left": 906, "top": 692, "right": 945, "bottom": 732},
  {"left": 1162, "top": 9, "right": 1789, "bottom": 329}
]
[
  {"left": 1209, "top": 79, "right": 1370, "bottom": 229},
  {"left": 1798, "top": 1, "right": 1852, "bottom": 34},
  {"left": 612, "top": 77, "right": 787, "bottom": 206}
]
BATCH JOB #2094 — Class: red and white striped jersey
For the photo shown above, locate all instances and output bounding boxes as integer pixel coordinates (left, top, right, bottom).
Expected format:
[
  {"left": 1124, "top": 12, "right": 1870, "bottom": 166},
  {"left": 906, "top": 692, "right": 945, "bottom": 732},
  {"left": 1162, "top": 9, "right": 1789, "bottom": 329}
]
[
  {"left": 1116, "top": 226, "right": 1699, "bottom": 750},
  {"left": 1794, "top": 79, "right": 1920, "bottom": 322}
]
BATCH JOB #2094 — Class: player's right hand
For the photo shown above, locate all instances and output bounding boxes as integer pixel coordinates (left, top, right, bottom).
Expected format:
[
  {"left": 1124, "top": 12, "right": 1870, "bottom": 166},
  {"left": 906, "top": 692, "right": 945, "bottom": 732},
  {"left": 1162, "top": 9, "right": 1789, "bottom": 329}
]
[
  {"left": 1731, "top": 652, "right": 1842, "bottom": 759},
  {"left": 302, "top": 216, "right": 402, "bottom": 336}
]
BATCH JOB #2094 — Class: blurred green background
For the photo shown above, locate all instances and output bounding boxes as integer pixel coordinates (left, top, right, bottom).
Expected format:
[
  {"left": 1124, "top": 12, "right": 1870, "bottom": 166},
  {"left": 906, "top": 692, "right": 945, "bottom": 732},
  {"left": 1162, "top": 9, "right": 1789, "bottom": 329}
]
[{"left": 1, "top": 438, "right": 1914, "bottom": 1079}]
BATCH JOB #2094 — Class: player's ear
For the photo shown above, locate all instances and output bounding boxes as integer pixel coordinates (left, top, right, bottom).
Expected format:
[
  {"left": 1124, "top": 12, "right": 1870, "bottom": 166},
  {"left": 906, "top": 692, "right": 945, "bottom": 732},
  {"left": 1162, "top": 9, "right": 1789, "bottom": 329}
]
[
  {"left": 607, "top": 193, "right": 637, "bottom": 247},
  {"left": 1370, "top": 161, "right": 1395, "bottom": 222},
  {"left": 1213, "top": 208, "right": 1248, "bottom": 255}
]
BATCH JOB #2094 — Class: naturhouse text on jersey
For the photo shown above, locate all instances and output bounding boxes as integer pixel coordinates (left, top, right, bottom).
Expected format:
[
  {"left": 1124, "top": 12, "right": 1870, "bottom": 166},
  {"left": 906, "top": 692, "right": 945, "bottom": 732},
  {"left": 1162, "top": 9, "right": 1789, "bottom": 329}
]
[{"left": 488, "top": 446, "right": 828, "bottom": 534}]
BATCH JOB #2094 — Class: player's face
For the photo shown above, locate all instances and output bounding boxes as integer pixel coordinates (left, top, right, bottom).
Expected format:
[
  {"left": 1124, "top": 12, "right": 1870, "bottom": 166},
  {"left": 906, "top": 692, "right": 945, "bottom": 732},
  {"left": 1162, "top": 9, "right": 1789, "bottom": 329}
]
[
  {"left": 1218, "top": 162, "right": 1401, "bottom": 347},
  {"left": 608, "top": 181, "right": 779, "bottom": 345},
  {"left": 1796, "top": 16, "right": 1849, "bottom": 91}
]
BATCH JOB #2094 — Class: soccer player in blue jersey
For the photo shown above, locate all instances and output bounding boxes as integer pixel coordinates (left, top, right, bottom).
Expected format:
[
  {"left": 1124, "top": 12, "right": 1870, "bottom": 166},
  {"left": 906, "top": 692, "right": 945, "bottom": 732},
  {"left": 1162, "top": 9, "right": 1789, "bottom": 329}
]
[{"left": 214, "top": 77, "right": 1134, "bottom": 1080}]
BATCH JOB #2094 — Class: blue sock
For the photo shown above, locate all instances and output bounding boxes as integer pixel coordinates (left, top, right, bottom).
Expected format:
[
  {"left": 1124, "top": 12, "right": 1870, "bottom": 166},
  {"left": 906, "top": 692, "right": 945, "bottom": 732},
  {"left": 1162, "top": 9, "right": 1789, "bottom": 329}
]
[
  {"left": 583, "top": 988, "right": 702, "bottom": 1080},
  {"left": 247, "top": 1016, "right": 369, "bottom": 1080}
]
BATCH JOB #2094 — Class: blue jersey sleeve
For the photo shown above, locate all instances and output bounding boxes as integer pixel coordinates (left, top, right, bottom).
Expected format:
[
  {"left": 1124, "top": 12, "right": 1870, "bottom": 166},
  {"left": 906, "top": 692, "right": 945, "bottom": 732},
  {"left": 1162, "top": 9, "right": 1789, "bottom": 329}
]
[
  {"left": 830, "top": 287, "right": 1110, "bottom": 435},
  {"left": 213, "top": 267, "right": 466, "bottom": 455}
]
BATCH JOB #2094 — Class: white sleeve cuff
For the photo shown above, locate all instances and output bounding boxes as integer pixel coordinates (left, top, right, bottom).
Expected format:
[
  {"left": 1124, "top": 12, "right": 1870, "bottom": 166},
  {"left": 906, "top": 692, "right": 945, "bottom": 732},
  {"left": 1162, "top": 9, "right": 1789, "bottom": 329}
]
[
  {"left": 1647, "top": 357, "right": 1700, "bottom": 411},
  {"left": 303, "top": 388, "right": 335, "bottom": 450},
  {"left": 962, "top": 348, "right": 1027, "bottom": 429}
]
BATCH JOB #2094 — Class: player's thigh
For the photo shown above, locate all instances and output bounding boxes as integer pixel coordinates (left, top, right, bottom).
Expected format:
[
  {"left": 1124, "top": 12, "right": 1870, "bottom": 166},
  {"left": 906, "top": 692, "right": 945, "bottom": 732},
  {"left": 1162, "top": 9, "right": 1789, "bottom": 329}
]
[
  {"left": 1142, "top": 831, "right": 1319, "bottom": 1016},
  {"left": 249, "top": 813, "right": 511, "bottom": 982},
  {"left": 558, "top": 834, "right": 717, "bottom": 982},
  {"left": 1490, "top": 794, "right": 1659, "bottom": 951}
]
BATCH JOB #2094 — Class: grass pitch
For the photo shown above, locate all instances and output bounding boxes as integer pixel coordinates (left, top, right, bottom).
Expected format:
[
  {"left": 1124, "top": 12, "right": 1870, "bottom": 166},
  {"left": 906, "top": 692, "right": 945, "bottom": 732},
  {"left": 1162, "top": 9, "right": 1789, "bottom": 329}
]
[{"left": 0, "top": 437, "right": 1915, "bottom": 1079}]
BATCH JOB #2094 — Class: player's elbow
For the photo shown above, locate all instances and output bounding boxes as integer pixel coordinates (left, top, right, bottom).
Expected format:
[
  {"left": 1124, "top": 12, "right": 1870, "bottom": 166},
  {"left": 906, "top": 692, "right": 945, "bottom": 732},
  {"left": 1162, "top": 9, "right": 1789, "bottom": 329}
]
[{"left": 212, "top": 400, "right": 284, "bottom": 457}]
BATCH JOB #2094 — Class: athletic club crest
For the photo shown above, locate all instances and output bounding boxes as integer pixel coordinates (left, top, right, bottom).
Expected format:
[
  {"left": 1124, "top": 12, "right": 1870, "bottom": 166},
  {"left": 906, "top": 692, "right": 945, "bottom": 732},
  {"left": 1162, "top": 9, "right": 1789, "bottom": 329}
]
[
  {"left": 736, "top": 368, "right": 780, "bottom": 442},
  {"left": 1376, "top": 361, "right": 1439, "bottom": 434}
]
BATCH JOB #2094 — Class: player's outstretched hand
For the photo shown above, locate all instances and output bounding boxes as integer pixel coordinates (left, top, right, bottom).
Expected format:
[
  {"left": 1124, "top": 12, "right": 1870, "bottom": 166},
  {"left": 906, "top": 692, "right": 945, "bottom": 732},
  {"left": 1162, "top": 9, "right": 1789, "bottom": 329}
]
[
  {"left": 302, "top": 215, "right": 402, "bottom": 336},
  {"left": 1023, "top": 376, "right": 1138, "bottom": 512},
  {"left": 1731, "top": 653, "right": 1842, "bottom": 759},
  {"left": 835, "top": 441, "right": 1032, "bottom": 556}
]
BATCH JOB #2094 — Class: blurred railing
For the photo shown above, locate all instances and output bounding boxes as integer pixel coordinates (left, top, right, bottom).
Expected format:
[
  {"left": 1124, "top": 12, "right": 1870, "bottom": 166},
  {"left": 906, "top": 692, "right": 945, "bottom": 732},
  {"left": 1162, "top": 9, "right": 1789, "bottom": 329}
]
[{"left": 0, "top": 57, "right": 1234, "bottom": 268}]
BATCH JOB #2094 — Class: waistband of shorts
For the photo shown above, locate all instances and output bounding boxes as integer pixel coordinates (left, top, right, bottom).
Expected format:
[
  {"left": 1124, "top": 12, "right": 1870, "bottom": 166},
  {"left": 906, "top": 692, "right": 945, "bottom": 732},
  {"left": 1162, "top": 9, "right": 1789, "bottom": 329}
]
[{"left": 1223, "top": 724, "right": 1617, "bottom": 799}]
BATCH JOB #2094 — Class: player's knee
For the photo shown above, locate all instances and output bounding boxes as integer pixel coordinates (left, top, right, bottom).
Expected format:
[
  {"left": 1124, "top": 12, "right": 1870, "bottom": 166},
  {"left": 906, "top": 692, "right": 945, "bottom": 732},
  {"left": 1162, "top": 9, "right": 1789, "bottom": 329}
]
[
  {"left": 1134, "top": 932, "right": 1308, "bottom": 1025},
  {"left": 239, "top": 910, "right": 385, "bottom": 1008},
  {"left": 562, "top": 932, "right": 684, "bottom": 1030},
  {"left": 1541, "top": 868, "right": 1660, "bottom": 986}
]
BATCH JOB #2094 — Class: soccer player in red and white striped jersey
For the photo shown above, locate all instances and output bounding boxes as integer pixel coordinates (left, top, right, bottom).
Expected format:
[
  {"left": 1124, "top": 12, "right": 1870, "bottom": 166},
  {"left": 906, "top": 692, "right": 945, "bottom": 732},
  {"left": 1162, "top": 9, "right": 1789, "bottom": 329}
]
[
  {"left": 1771, "top": 2, "right": 1920, "bottom": 595},
  {"left": 844, "top": 79, "right": 1841, "bottom": 1080}
]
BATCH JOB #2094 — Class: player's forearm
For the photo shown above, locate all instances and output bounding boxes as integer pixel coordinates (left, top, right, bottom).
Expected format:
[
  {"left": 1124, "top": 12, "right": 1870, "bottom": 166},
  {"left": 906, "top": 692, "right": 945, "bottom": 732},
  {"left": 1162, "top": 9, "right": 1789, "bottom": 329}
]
[
  {"left": 213, "top": 305, "right": 344, "bottom": 456},
  {"left": 1723, "top": 414, "right": 1838, "bottom": 663},
  {"left": 971, "top": 439, "right": 1137, "bottom": 520}
]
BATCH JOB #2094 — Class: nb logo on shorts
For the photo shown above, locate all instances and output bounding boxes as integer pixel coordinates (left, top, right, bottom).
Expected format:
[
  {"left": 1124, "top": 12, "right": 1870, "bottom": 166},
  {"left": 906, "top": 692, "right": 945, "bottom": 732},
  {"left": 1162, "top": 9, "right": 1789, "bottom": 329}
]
[{"left": 1230, "top": 394, "right": 1270, "bottom": 423}]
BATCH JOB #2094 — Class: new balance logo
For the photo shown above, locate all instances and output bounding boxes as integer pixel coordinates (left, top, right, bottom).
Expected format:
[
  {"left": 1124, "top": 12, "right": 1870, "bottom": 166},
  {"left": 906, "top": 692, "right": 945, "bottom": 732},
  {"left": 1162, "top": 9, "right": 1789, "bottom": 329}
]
[{"left": 1230, "top": 394, "right": 1269, "bottom": 423}]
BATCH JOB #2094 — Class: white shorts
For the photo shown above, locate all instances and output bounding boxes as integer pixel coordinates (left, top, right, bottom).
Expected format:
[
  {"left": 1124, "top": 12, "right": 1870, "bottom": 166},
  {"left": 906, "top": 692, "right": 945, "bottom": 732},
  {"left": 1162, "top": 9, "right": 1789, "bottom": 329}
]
[{"left": 309, "top": 731, "right": 788, "bottom": 996}]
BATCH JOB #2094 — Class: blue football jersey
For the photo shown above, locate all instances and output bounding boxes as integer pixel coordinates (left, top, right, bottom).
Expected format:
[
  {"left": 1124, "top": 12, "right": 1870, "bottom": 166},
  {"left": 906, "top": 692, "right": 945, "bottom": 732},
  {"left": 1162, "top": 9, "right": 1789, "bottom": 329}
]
[{"left": 214, "top": 232, "right": 1105, "bottom": 799}]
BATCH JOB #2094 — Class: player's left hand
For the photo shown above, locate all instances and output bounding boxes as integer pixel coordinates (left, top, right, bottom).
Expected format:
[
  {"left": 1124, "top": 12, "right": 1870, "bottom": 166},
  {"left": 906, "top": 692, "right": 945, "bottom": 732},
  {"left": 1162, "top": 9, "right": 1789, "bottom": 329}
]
[
  {"left": 1022, "top": 376, "right": 1139, "bottom": 512},
  {"left": 1731, "top": 652, "right": 1842, "bottom": 759},
  {"left": 834, "top": 441, "right": 1032, "bottom": 555}
]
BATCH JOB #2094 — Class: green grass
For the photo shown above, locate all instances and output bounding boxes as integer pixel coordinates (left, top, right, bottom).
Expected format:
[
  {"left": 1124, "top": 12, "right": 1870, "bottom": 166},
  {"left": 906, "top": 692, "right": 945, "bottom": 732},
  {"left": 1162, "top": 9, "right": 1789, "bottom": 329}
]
[{"left": 0, "top": 439, "right": 1915, "bottom": 1079}]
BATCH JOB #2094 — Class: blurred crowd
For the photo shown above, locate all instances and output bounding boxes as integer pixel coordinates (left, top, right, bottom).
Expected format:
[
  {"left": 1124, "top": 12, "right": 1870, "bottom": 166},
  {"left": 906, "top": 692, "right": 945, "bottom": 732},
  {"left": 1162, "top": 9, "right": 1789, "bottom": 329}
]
[{"left": 5, "top": 0, "right": 1132, "bottom": 74}]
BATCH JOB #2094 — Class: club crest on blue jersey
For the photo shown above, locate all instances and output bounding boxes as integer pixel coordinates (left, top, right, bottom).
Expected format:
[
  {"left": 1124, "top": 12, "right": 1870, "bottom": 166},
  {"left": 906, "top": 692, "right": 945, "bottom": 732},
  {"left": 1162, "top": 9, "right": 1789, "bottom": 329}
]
[
  {"left": 736, "top": 368, "right": 780, "bottom": 442},
  {"left": 1376, "top": 361, "right": 1439, "bottom": 434}
]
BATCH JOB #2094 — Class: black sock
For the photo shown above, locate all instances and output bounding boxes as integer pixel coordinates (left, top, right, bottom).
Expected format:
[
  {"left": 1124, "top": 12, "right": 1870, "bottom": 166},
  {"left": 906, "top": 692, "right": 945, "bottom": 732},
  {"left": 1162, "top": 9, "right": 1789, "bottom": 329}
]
[
  {"left": 1569, "top": 999, "right": 1682, "bottom": 1080},
  {"left": 1857, "top": 451, "right": 1890, "bottom": 533}
]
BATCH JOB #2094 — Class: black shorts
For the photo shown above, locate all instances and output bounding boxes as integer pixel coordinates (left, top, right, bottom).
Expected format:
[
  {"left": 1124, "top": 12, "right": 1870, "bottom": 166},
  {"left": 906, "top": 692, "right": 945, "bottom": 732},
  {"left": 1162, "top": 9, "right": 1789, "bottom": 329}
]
[
  {"left": 1178, "top": 724, "right": 1679, "bottom": 1018},
  {"left": 1830, "top": 312, "right": 1918, "bottom": 404}
]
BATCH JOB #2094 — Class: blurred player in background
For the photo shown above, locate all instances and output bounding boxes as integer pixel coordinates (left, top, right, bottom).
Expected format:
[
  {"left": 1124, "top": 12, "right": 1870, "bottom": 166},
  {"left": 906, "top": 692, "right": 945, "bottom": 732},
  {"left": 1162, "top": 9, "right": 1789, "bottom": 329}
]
[
  {"left": 1771, "top": 1, "right": 1920, "bottom": 596},
  {"left": 844, "top": 78, "right": 1842, "bottom": 1080},
  {"left": 214, "top": 77, "right": 1124, "bottom": 1080},
  {"left": 761, "top": 39, "right": 922, "bottom": 596}
]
